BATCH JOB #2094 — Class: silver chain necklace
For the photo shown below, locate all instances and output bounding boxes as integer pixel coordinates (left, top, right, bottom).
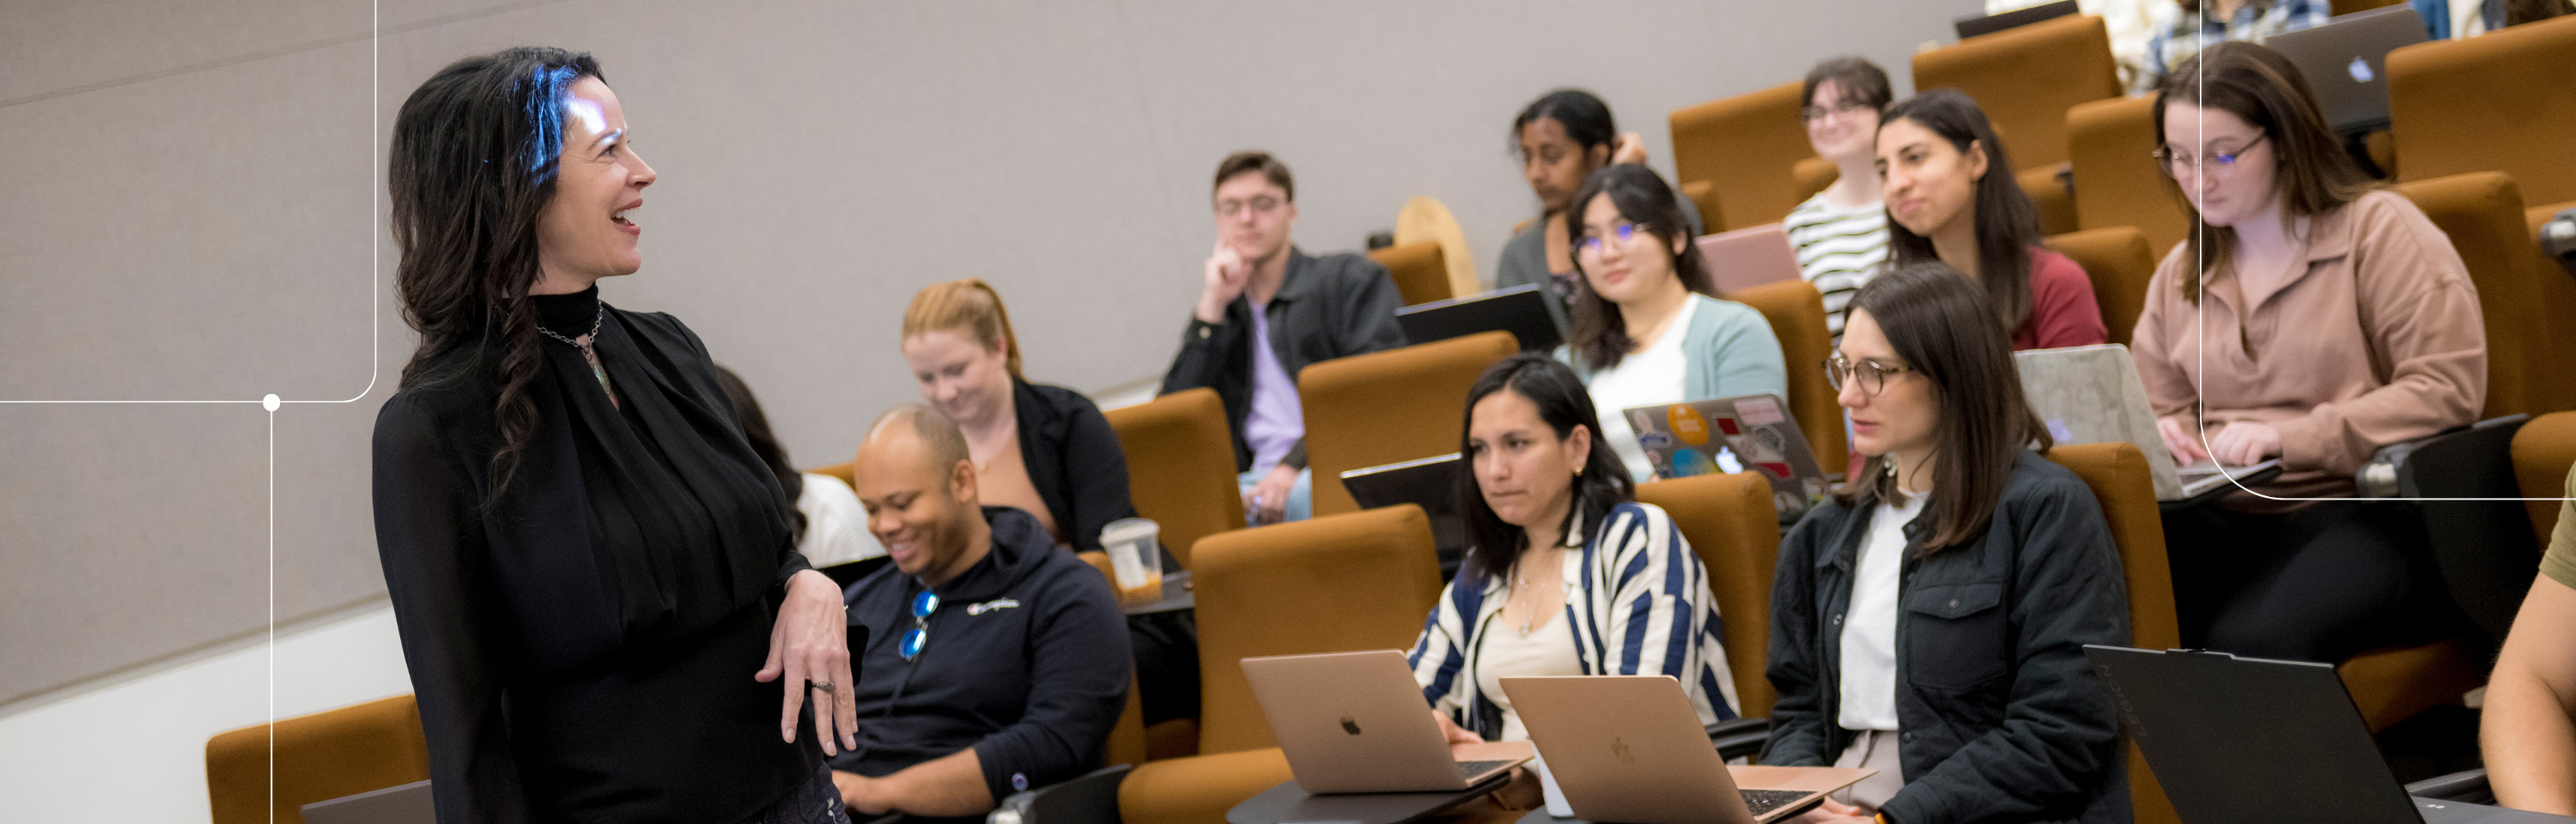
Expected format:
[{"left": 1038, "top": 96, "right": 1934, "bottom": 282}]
[{"left": 537, "top": 303, "right": 619, "bottom": 409}]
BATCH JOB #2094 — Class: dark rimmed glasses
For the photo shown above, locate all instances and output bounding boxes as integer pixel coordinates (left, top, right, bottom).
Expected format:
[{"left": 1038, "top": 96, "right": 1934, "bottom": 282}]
[
  {"left": 899, "top": 591, "right": 939, "bottom": 660},
  {"left": 1825, "top": 352, "right": 1914, "bottom": 397},
  {"left": 2152, "top": 132, "right": 2268, "bottom": 179}
]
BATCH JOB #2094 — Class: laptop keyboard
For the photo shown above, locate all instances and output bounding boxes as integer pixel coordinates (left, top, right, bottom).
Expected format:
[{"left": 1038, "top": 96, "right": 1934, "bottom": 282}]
[
  {"left": 1741, "top": 789, "right": 1814, "bottom": 817},
  {"left": 1455, "top": 759, "right": 1517, "bottom": 779}
]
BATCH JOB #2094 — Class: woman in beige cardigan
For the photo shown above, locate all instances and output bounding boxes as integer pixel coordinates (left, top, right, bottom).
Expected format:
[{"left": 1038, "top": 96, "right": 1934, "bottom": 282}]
[{"left": 2130, "top": 42, "right": 2486, "bottom": 663}]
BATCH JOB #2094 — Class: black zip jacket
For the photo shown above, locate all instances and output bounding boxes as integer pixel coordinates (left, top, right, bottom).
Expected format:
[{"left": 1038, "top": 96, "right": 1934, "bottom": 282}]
[
  {"left": 1010, "top": 378, "right": 1138, "bottom": 555},
  {"left": 1158, "top": 248, "right": 1408, "bottom": 472},
  {"left": 830, "top": 506, "right": 1131, "bottom": 805},
  {"left": 1764, "top": 451, "right": 2132, "bottom": 824}
]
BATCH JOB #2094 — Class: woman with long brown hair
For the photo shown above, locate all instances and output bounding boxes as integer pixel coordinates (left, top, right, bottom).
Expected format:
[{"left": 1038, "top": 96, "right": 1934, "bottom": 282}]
[
  {"left": 1876, "top": 89, "right": 2107, "bottom": 351},
  {"left": 373, "top": 47, "right": 854, "bottom": 823},
  {"left": 1767, "top": 264, "right": 2129, "bottom": 824},
  {"left": 2135, "top": 41, "right": 2484, "bottom": 663}
]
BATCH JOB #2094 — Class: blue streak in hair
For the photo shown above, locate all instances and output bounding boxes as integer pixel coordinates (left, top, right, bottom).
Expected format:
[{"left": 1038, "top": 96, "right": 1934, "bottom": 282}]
[{"left": 519, "top": 64, "right": 582, "bottom": 186}]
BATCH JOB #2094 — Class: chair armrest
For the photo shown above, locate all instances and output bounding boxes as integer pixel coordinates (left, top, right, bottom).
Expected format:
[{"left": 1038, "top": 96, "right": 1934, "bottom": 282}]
[
  {"left": 988, "top": 764, "right": 1130, "bottom": 824},
  {"left": 2404, "top": 767, "right": 2492, "bottom": 804},
  {"left": 1706, "top": 717, "right": 1771, "bottom": 762}
]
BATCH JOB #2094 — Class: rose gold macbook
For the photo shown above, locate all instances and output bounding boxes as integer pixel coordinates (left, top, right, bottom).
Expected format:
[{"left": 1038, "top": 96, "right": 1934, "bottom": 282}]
[
  {"left": 1243, "top": 651, "right": 1533, "bottom": 794},
  {"left": 1694, "top": 223, "right": 1804, "bottom": 297},
  {"left": 1502, "top": 676, "right": 1873, "bottom": 824}
]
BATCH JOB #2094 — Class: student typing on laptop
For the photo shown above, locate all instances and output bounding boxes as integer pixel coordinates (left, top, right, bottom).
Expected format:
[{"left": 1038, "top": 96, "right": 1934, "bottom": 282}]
[
  {"left": 2132, "top": 44, "right": 2484, "bottom": 664},
  {"left": 1560, "top": 165, "right": 1789, "bottom": 483},
  {"left": 1770, "top": 267, "right": 2131, "bottom": 824},
  {"left": 829, "top": 406, "right": 1131, "bottom": 816},
  {"left": 1407, "top": 354, "right": 1741, "bottom": 807}
]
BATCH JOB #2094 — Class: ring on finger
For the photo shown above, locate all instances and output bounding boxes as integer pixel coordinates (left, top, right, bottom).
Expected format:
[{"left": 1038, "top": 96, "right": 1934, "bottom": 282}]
[{"left": 811, "top": 682, "right": 835, "bottom": 694}]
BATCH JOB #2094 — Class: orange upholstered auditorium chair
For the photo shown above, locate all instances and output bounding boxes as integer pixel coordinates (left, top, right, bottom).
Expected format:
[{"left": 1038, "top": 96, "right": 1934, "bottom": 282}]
[
  {"left": 2046, "top": 227, "right": 2158, "bottom": 347},
  {"left": 2044, "top": 443, "right": 2180, "bottom": 824},
  {"left": 1365, "top": 239, "right": 1453, "bottom": 307},
  {"left": 1299, "top": 331, "right": 1518, "bottom": 518},
  {"left": 2067, "top": 94, "right": 2190, "bottom": 255},
  {"left": 1103, "top": 387, "right": 1245, "bottom": 568},
  {"left": 1670, "top": 81, "right": 1820, "bottom": 232},
  {"left": 1634, "top": 471, "right": 1782, "bottom": 718},
  {"left": 205, "top": 694, "right": 431, "bottom": 824},
  {"left": 1913, "top": 14, "right": 2123, "bottom": 237},
  {"left": 1727, "top": 279, "right": 1846, "bottom": 474},
  {"left": 2393, "top": 173, "right": 2554, "bottom": 419}
]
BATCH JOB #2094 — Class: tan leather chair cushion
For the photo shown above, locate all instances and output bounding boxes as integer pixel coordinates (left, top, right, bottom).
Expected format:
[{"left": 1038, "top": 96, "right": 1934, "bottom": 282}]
[
  {"left": 1790, "top": 156, "right": 1838, "bottom": 205},
  {"left": 1299, "top": 332, "right": 1518, "bottom": 518},
  {"left": 2042, "top": 442, "right": 2178, "bottom": 824},
  {"left": 2513, "top": 411, "right": 2576, "bottom": 545},
  {"left": 2340, "top": 636, "right": 2487, "bottom": 733},
  {"left": 2046, "top": 227, "right": 2157, "bottom": 348},
  {"left": 1914, "top": 15, "right": 2121, "bottom": 171},
  {"left": 1726, "top": 280, "right": 1844, "bottom": 474},
  {"left": 2020, "top": 163, "right": 2079, "bottom": 238},
  {"left": 1366, "top": 240, "right": 1453, "bottom": 307},
  {"left": 2391, "top": 15, "right": 2576, "bottom": 205},
  {"left": 2528, "top": 201, "right": 2576, "bottom": 415},
  {"left": 2394, "top": 173, "right": 2547, "bottom": 418},
  {"left": 205, "top": 694, "right": 430, "bottom": 824},
  {"left": 1118, "top": 747, "right": 1294, "bottom": 824},
  {"left": 2068, "top": 95, "right": 2189, "bottom": 255},
  {"left": 1670, "top": 81, "right": 1817, "bottom": 232},
  {"left": 1105, "top": 387, "right": 1243, "bottom": 568},
  {"left": 1190, "top": 505, "right": 1444, "bottom": 754},
  {"left": 1634, "top": 472, "right": 1781, "bottom": 718}
]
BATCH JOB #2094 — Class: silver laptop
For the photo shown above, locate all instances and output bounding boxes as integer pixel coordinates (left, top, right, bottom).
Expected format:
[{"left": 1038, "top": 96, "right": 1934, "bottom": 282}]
[
  {"left": 1622, "top": 393, "right": 1830, "bottom": 517},
  {"left": 1695, "top": 224, "right": 1804, "bottom": 297},
  {"left": 2269, "top": 5, "right": 2429, "bottom": 134},
  {"left": 1242, "top": 651, "right": 1533, "bottom": 794},
  {"left": 301, "top": 779, "right": 434, "bottom": 824},
  {"left": 1503, "top": 676, "right": 1874, "bottom": 824},
  {"left": 2014, "top": 344, "right": 2281, "bottom": 500}
]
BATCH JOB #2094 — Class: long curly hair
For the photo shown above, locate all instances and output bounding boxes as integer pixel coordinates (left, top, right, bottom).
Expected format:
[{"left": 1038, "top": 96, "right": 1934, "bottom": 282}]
[{"left": 389, "top": 46, "right": 600, "bottom": 500}]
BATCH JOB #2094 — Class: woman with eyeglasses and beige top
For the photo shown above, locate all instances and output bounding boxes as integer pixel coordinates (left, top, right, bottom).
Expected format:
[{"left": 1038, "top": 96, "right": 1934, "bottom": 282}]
[
  {"left": 1558, "top": 164, "right": 1789, "bottom": 483},
  {"left": 1770, "top": 264, "right": 2130, "bottom": 824},
  {"left": 2132, "top": 42, "right": 2484, "bottom": 664}
]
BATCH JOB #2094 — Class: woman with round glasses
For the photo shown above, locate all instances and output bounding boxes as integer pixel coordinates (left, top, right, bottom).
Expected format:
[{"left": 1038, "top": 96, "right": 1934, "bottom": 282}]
[
  {"left": 1784, "top": 56, "right": 1896, "bottom": 340},
  {"left": 1496, "top": 89, "right": 1704, "bottom": 296},
  {"left": 372, "top": 48, "right": 854, "bottom": 823},
  {"left": 1560, "top": 164, "right": 1789, "bottom": 482},
  {"left": 1876, "top": 89, "right": 2106, "bottom": 351},
  {"left": 2132, "top": 42, "right": 2484, "bottom": 663},
  {"left": 1769, "top": 263, "right": 2129, "bottom": 824},
  {"left": 1409, "top": 354, "right": 1738, "bottom": 782}
]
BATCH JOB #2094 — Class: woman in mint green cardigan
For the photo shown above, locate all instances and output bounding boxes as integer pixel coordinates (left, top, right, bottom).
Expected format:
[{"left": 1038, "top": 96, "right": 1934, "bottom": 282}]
[{"left": 1556, "top": 165, "right": 1789, "bottom": 482}]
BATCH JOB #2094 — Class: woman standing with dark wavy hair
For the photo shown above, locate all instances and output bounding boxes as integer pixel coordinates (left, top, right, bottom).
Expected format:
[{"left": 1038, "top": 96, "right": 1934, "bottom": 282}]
[{"left": 373, "top": 47, "right": 855, "bottom": 824}]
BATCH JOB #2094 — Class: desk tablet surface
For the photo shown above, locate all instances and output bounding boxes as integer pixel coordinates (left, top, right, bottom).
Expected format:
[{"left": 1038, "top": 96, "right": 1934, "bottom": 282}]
[{"left": 1228, "top": 773, "right": 1510, "bottom": 824}]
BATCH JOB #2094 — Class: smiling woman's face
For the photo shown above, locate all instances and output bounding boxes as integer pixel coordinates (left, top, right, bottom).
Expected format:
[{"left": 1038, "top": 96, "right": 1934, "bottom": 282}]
[{"left": 535, "top": 76, "right": 656, "bottom": 288}]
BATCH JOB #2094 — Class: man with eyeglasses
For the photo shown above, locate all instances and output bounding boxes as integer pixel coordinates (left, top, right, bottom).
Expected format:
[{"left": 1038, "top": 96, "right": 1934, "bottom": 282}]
[
  {"left": 1162, "top": 150, "right": 1408, "bottom": 526},
  {"left": 831, "top": 404, "right": 1130, "bottom": 816}
]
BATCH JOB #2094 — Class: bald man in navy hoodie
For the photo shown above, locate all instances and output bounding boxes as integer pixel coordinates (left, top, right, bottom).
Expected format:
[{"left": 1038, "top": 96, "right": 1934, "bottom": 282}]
[{"left": 829, "top": 404, "right": 1130, "bottom": 817}]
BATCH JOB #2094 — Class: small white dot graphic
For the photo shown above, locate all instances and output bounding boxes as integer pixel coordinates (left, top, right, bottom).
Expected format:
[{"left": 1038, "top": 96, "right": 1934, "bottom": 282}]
[{"left": 262, "top": 394, "right": 280, "bottom": 412}]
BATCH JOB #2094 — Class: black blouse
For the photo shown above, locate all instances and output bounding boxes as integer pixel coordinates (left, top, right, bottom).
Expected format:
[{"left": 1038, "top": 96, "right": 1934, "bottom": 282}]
[
  {"left": 371, "top": 287, "right": 819, "bottom": 824},
  {"left": 1010, "top": 378, "right": 1143, "bottom": 556}
]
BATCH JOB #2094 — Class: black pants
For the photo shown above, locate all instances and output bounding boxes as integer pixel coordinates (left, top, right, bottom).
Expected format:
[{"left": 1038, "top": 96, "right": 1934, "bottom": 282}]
[
  {"left": 742, "top": 764, "right": 854, "bottom": 824},
  {"left": 2161, "top": 500, "right": 2464, "bottom": 663}
]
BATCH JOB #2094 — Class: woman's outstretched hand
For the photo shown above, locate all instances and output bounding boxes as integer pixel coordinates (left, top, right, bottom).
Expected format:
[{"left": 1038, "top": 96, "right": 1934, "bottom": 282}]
[{"left": 758, "top": 569, "right": 859, "bottom": 755}]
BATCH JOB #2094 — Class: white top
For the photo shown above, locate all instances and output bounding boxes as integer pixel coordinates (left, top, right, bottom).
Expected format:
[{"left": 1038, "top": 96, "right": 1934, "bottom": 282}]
[
  {"left": 1589, "top": 296, "right": 1701, "bottom": 482},
  {"left": 797, "top": 472, "right": 884, "bottom": 566},
  {"left": 1838, "top": 490, "right": 1925, "bottom": 732},
  {"left": 1473, "top": 591, "right": 1583, "bottom": 742}
]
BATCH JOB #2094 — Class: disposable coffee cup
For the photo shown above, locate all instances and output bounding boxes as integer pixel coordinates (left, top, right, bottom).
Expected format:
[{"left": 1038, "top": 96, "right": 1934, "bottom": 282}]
[{"left": 1098, "top": 518, "right": 1163, "bottom": 605}]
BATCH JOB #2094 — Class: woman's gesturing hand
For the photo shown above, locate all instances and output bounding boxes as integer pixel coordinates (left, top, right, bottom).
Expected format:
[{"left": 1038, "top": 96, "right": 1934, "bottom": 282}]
[{"left": 758, "top": 569, "right": 860, "bottom": 755}]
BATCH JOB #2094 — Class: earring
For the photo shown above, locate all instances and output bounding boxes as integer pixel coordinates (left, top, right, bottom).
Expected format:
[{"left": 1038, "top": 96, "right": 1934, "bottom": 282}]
[{"left": 1882, "top": 458, "right": 1899, "bottom": 479}]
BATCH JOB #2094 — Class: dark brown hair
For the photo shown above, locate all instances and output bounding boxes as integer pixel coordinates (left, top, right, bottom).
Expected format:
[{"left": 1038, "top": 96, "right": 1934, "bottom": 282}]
[
  {"left": 1880, "top": 89, "right": 2044, "bottom": 337},
  {"left": 1801, "top": 56, "right": 1893, "bottom": 115},
  {"left": 1455, "top": 354, "right": 1634, "bottom": 584},
  {"left": 1564, "top": 164, "right": 1716, "bottom": 371},
  {"left": 1212, "top": 150, "right": 1294, "bottom": 203},
  {"left": 714, "top": 365, "right": 807, "bottom": 542},
  {"left": 2154, "top": 41, "right": 2372, "bottom": 303},
  {"left": 390, "top": 46, "right": 601, "bottom": 500},
  {"left": 1833, "top": 262, "right": 2052, "bottom": 552}
]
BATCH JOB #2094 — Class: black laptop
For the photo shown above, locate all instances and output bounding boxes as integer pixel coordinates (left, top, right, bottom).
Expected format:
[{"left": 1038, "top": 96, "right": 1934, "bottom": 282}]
[
  {"left": 2269, "top": 5, "right": 2430, "bottom": 134},
  {"left": 2086, "top": 645, "right": 2574, "bottom": 823},
  {"left": 1395, "top": 284, "right": 1567, "bottom": 354},
  {"left": 1954, "top": 0, "right": 2079, "bottom": 39},
  {"left": 1340, "top": 453, "right": 1468, "bottom": 579}
]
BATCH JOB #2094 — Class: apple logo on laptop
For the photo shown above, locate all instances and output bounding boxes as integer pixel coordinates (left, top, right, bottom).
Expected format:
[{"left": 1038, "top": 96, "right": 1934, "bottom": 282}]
[
  {"left": 1611, "top": 737, "right": 1636, "bottom": 764},
  {"left": 1340, "top": 717, "right": 1362, "bottom": 736},
  {"left": 2348, "top": 56, "right": 2374, "bottom": 83}
]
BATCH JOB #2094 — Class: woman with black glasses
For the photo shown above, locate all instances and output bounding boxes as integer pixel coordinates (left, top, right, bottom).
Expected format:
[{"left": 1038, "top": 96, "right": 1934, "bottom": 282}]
[{"left": 1766, "top": 264, "right": 2130, "bottom": 824}]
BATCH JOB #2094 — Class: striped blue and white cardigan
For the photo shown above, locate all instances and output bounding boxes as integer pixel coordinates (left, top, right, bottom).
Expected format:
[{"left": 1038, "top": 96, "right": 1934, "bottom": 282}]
[{"left": 1406, "top": 501, "right": 1741, "bottom": 740}]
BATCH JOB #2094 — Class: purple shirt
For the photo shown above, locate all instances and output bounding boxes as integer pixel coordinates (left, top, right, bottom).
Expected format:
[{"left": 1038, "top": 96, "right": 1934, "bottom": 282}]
[{"left": 1243, "top": 300, "right": 1304, "bottom": 474}]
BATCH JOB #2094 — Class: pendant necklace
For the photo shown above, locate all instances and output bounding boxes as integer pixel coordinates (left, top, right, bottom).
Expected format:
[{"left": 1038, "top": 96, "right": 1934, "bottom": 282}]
[{"left": 536, "top": 304, "right": 619, "bottom": 409}]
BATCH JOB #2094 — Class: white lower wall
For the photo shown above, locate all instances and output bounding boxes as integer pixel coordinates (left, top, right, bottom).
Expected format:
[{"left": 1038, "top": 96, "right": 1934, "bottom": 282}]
[{"left": 0, "top": 603, "right": 412, "bottom": 824}]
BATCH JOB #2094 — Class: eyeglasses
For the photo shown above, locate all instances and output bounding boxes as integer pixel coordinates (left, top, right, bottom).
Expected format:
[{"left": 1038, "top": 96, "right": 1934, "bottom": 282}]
[
  {"left": 2152, "top": 132, "right": 2267, "bottom": 179},
  {"left": 1576, "top": 222, "right": 1648, "bottom": 258},
  {"left": 1825, "top": 352, "right": 1914, "bottom": 397},
  {"left": 899, "top": 591, "right": 939, "bottom": 660},
  {"left": 1800, "top": 100, "right": 1874, "bottom": 124},
  {"left": 1214, "top": 196, "right": 1285, "bottom": 218}
]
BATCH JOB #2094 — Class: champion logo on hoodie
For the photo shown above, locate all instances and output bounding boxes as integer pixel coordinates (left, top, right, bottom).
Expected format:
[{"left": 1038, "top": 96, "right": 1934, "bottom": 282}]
[{"left": 965, "top": 597, "right": 1021, "bottom": 615}]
